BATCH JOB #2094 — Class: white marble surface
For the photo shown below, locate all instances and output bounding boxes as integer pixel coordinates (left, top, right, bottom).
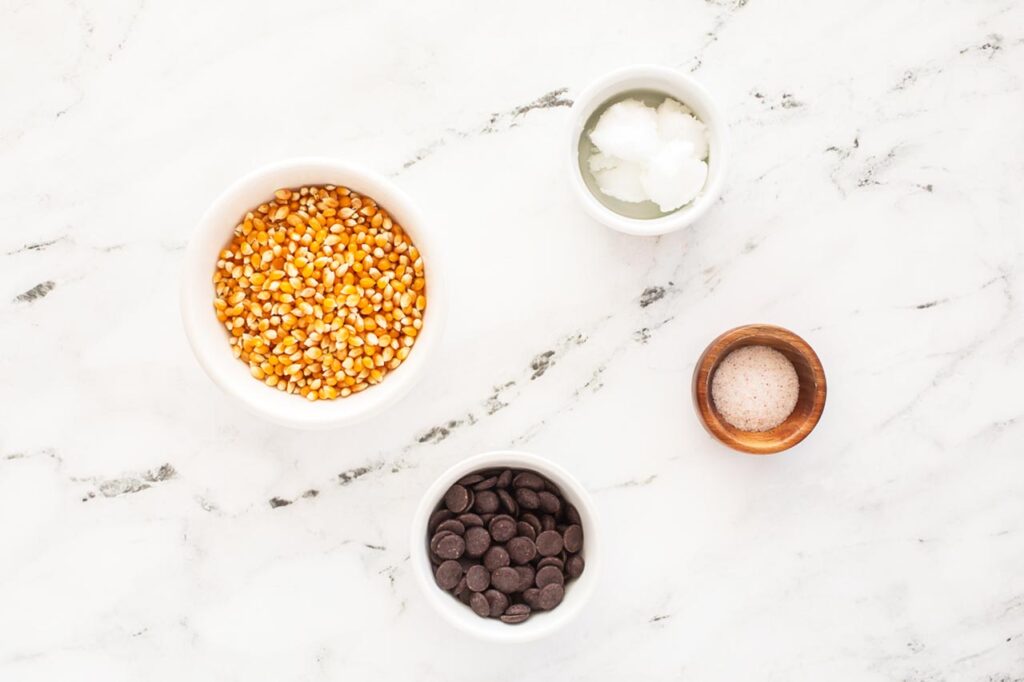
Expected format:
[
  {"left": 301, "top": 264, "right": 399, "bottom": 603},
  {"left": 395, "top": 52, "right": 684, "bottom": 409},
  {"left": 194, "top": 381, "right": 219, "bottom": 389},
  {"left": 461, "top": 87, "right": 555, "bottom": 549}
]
[{"left": 2, "top": 0, "right": 1023, "bottom": 679}]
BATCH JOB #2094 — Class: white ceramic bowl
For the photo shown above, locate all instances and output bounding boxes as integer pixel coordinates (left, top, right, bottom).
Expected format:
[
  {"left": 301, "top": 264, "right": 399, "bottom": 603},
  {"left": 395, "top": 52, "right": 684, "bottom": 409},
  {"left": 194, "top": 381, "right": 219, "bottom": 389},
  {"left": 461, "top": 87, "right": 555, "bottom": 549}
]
[
  {"left": 568, "top": 64, "right": 729, "bottom": 236},
  {"left": 181, "top": 158, "right": 446, "bottom": 429},
  {"left": 410, "top": 450, "right": 601, "bottom": 643}
]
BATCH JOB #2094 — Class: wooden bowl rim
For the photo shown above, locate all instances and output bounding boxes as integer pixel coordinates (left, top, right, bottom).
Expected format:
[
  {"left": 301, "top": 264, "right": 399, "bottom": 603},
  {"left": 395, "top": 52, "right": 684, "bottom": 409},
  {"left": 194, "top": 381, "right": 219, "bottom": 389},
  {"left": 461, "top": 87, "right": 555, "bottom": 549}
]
[{"left": 692, "top": 324, "right": 827, "bottom": 454}]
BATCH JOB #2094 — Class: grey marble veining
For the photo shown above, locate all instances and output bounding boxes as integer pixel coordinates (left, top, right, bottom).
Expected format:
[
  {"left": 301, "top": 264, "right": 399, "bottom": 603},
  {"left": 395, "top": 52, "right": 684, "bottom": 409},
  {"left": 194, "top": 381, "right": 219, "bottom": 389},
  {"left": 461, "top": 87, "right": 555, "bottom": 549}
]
[{"left": 1, "top": 0, "right": 1023, "bottom": 680}]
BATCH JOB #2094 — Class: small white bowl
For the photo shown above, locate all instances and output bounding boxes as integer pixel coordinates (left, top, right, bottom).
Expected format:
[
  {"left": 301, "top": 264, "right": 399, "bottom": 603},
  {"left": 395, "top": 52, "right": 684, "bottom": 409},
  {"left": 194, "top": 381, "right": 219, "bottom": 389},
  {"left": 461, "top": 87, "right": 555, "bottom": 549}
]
[
  {"left": 181, "top": 158, "right": 446, "bottom": 430},
  {"left": 410, "top": 450, "right": 601, "bottom": 643},
  {"left": 568, "top": 64, "right": 729, "bottom": 236}
]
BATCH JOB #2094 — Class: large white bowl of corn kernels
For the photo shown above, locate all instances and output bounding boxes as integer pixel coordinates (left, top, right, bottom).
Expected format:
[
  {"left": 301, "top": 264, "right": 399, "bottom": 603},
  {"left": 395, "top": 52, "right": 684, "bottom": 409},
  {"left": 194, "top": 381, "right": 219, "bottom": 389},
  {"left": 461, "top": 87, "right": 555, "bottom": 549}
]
[{"left": 181, "top": 158, "right": 446, "bottom": 429}]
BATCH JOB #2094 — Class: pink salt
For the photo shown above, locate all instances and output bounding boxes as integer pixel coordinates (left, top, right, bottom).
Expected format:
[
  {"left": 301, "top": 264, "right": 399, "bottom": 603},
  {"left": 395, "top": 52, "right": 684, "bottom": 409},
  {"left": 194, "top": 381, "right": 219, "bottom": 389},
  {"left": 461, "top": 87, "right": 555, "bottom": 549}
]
[{"left": 711, "top": 345, "right": 799, "bottom": 432}]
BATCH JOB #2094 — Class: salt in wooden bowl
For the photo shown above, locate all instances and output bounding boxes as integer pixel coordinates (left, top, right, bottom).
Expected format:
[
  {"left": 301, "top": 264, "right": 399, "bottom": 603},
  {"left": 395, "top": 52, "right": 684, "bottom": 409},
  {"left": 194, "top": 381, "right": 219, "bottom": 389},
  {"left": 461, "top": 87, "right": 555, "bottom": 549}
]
[{"left": 692, "top": 324, "right": 826, "bottom": 455}]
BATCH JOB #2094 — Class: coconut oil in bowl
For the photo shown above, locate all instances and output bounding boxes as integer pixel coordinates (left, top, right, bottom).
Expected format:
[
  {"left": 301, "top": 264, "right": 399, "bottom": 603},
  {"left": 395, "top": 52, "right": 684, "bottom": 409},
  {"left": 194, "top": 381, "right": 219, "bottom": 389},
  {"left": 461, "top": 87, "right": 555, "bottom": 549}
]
[{"left": 567, "top": 65, "right": 728, "bottom": 236}]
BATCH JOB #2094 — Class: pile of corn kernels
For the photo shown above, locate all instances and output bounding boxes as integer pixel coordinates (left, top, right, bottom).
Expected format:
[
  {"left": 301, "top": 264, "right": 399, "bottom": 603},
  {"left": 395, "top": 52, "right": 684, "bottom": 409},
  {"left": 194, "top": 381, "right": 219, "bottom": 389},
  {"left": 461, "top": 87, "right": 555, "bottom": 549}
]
[{"left": 213, "top": 185, "right": 426, "bottom": 401}]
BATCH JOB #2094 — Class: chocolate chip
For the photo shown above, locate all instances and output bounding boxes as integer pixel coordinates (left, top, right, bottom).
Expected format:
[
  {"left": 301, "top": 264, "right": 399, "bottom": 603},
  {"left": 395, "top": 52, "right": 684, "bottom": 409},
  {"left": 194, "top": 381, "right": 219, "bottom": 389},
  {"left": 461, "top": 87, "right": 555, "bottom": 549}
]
[
  {"left": 435, "top": 560, "right": 462, "bottom": 590},
  {"left": 535, "top": 565, "right": 564, "bottom": 588},
  {"left": 464, "top": 526, "right": 491, "bottom": 558},
  {"left": 563, "top": 524, "right": 583, "bottom": 553},
  {"left": 471, "top": 490, "right": 498, "bottom": 514},
  {"left": 515, "top": 488, "right": 540, "bottom": 510},
  {"left": 500, "top": 604, "right": 531, "bottom": 624},
  {"left": 436, "top": 520, "right": 465, "bottom": 536},
  {"left": 483, "top": 545, "right": 510, "bottom": 570},
  {"left": 429, "top": 530, "right": 454, "bottom": 556},
  {"left": 507, "top": 536, "right": 537, "bottom": 564},
  {"left": 566, "top": 554, "right": 585, "bottom": 579},
  {"left": 470, "top": 591, "right": 490, "bottom": 617},
  {"left": 491, "top": 566, "right": 520, "bottom": 593},
  {"left": 473, "top": 476, "right": 498, "bottom": 491},
  {"left": 537, "top": 491, "right": 561, "bottom": 515},
  {"left": 522, "top": 587, "right": 542, "bottom": 609},
  {"left": 497, "top": 488, "right": 518, "bottom": 515},
  {"left": 435, "top": 533, "right": 465, "bottom": 560},
  {"left": 444, "top": 484, "right": 471, "bottom": 513},
  {"left": 496, "top": 469, "right": 513, "bottom": 488},
  {"left": 479, "top": 513, "right": 495, "bottom": 524},
  {"left": 453, "top": 576, "right": 469, "bottom": 597},
  {"left": 515, "top": 565, "right": 535, "bottom": 592},
  {"left": 538, "top": 583, "right": 564, "bottom": 610},
  {"left": 540, "top": 514, "right": 556, "bottom": 532},
  {"left": 458, "top": 473, "right": 484, "bottom": 486},
  {"left": 513, "top": 472, "right": 544, "bottom": 490},
  {"left": 537, "top": 556, "right": 564, "bottom": 571},
  {"left": 517, "top": 522, "right": 536, "bottom": 541},
  {"left": 466, "top": 564, "right": 490, "bottom": 592},
  {"left": 488, "top": 515, "right": 517, "bottom": 542},
  {"left": 521, "top": 513, "right": 542, "bottom": 534},
  {"left": 536, "top": 530, "right": 563, "bottom": 557},
  {"left": 456, "top": 513, "right": 484, "bottom": 527},
  {"left": 485, "top": 589, "right": 509, "bottom": 617},
  {"left": 428, "top": 509, "right": 453, "bottom": 533},
  {"left": 565, "top": 504, "right": 581, "bottom": 525}
]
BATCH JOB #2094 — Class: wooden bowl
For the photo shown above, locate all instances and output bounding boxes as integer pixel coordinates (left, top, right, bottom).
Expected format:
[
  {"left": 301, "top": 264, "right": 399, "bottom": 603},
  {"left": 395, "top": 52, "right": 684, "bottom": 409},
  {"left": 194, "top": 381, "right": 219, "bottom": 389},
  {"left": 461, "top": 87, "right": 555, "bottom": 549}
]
[{"left": 692, "top": 324, "right": 826, "bottom": 455}]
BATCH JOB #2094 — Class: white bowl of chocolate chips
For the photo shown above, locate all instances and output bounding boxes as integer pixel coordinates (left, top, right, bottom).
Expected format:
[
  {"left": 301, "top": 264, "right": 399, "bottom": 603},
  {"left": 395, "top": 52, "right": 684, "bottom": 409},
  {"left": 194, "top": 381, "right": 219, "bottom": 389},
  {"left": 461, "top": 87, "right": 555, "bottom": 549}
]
[{"left": 411, "top": 450, "right": 601, "bottom": 642}]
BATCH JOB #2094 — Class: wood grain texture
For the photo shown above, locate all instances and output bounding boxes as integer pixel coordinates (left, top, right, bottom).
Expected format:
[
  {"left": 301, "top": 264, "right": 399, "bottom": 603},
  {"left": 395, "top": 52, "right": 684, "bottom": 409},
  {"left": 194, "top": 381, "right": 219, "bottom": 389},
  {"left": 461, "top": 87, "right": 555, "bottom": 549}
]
[{"left": 692, "top": 324, "right": 826, "bottom": 455}]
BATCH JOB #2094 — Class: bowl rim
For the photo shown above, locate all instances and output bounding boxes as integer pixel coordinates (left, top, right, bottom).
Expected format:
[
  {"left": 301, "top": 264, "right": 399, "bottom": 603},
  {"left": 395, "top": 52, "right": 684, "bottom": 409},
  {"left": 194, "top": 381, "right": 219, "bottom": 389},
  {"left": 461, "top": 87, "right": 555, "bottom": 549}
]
[
  {"left": 180, "top": 157, "right": 446, "bottom": 429},
  {"left": 567, "top": 64, "right": 729, "bottom": 237},
  {"left": 409, "top": 450, "right": 601, "bottom": 643},
  {"left": 692, "top": 324, "right": 827, "bottom": 454}
]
